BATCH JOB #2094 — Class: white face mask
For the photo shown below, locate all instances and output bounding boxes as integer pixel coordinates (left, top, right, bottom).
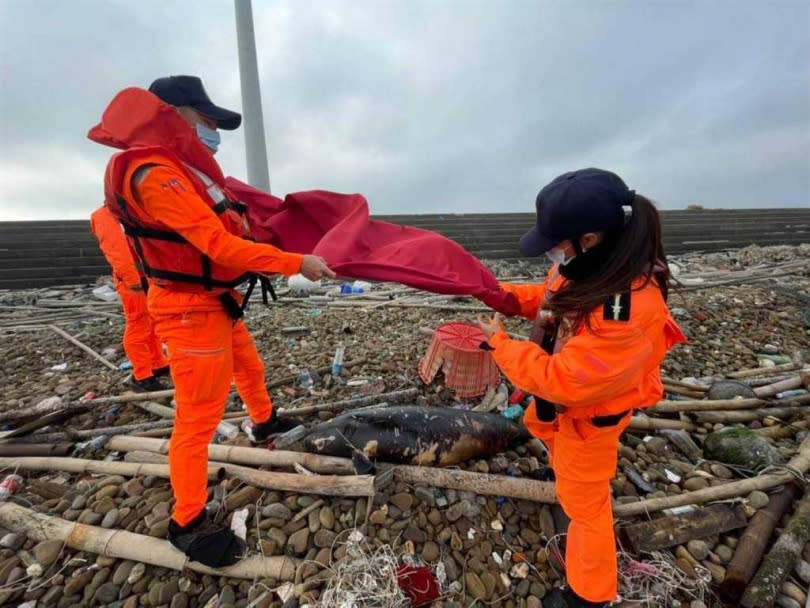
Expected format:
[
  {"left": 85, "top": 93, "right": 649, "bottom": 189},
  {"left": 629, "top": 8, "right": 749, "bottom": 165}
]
[
  {"left": 195, "top": 123, "right": 221, "bottom": 154},
  {"left": 545, "top": 243, "right": 575, "bottom": 266}
]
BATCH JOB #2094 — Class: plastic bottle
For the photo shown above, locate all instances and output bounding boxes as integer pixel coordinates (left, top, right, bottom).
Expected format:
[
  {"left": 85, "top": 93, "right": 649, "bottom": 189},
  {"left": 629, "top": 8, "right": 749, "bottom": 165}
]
[
  {"left": 0, "top": 474, "right": 23, "bottom": 502},
  {"left": 332, "top": 343, "right": 345, "bottom": 375},
  {"left": 216, "top": 420, "right": 240, "bottom": 440},
  {"left": 299, "top": 369, "right": 314, "bottom": 391}
]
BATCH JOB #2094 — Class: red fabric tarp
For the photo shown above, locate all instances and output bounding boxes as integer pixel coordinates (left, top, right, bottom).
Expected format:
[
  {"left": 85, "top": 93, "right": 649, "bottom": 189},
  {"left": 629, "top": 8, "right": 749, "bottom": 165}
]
[{"left": 225, "top": 177, "right": 520, "bottom": 315}]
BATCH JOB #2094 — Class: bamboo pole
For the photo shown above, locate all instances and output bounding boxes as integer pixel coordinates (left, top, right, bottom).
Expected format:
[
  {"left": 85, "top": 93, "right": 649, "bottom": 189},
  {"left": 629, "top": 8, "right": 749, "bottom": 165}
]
[
  {"left": 694, "top": 406, "right": 807, "bottom": 424},
  {"left": 720, "top": 485, "right": 796, "bottom": 602},
  {"left": 135, "top": 401, "right": 175, "bottom": 419},
  {"left": 741, "top": 487, "right": 810, "bottom": 607},
  {"left": 661, "top": 377, "right": 710, "bottom": 391},
  {"left": 275, "top": 388, "right": 420, "bottom": 418},
  {"left": 0, "top": 502, "right": 297, "bottom": 580},
  {"left": 17, "top": 420, "right": 175, "bottom": 443},
  {"left": 663, "top": 385, "right": 707, "bottom": 399},
  {"left": 727, "top": 362, "right": 800, "bottom": 379},
  {"left": 628, "top": 415, "right": 697, "bottom": 432},
  {"left": 0, "top": 456, "right": 223, "bottom": 480},
  {"left": 754, "top": 419, "right": 810, "bottom": 439},
  {"left": 391, "top": 465, "right": 556, "bottom": 504},
  {"left": 106, "top": 435, "right": 356, "bottom": 475},
  {"left": 48, "top": 324, "right": 119, "bottom": 371},
  {"left": 650, "top": 398, "right": 766, "bottom": 414},
  {"left": 2, "top": 455, "right": 374, "bottom": 497},
  {"left": 613, "top": 437, "right": 810, "bottom": 518},
  {"left": 753, "top": 374, "right": 806, "bottom": 398},
  {"left": 0, "top": 443, "right": 72, "bottom": 457}
]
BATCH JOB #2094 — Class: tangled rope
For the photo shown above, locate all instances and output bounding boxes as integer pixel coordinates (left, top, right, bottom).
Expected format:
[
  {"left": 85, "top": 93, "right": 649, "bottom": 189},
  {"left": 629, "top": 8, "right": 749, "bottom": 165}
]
[
  {"left": 317, "top": 529, "right": 410, "bottom": 608},
  {"left": 617, "top": 549, "right": 713, "bottom": 607}
]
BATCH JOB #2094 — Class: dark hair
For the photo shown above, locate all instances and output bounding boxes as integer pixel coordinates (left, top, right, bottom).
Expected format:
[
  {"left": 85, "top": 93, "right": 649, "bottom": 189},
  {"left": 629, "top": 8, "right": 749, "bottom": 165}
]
[{"left": 547, "top": 193, "right": 669, "bottom": 330}]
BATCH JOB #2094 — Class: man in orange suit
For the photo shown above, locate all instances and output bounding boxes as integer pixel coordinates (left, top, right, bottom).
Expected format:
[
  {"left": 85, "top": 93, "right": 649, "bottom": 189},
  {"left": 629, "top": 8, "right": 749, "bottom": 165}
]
[{"left": 90, "top": 205, "right": 168, "bottom": 391}]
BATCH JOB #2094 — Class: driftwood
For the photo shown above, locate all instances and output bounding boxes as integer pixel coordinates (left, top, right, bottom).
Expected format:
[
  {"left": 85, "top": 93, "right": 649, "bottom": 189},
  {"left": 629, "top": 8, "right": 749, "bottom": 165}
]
[
  {"left": 741, "top": 487, "right": 810, "bottom": 607},
  {"left": 106, "top": 435, "right": 356, "bottom": 475},
  {"left": 390, "top": 465, "right": 557, "bottom": 504},
  {"left": 663, "top": 385, "right": 706, "bottom": 399},
  {"left": 661, "top": 377, "right": 710, "bottom": 391},
  {"left": 16, "top": 420, "right": 175, "bottom": 443},
  {"left": 694, "top": 405, "right": 808, "bottom": 424},
  {"left": 3, "top": 454, "right": 375, "bottom": 497},
  {"left": 135, "top": 401, "right": 175, "bottom": 419},
  {"left": 275, "top": 388, "right": 420, "bottom": 418},
  {"left": 0, "top": 443, "right": 72, "bottom": 457},
  {"left": 0, "top": 456, "right": 224, "bottom": 480},
  {"left": 650, "top": 398, "right": 765, "bottom": 414},
  {"left": 753, "top": 374, "right": 807, "bottom": 398},
  {"left": 0, "top": 406, "right": 90, "bottom": 440},
  {"left": 613, "top": 437, "right": 810, "bottom": 518},
  {"left": 48, "top": 324, "right": 119, "bottom": 371},
  {"left": 727, "top": 362, "right": 800, "bottom": 379},
  {"left": 628, "top": 415, "right": 697, "bottom": 432},
  {"left": 721, "top": 485, "right": 797, "bottom": 602},
  {"left": 754, "top": 419, "right": 810, "bottom": 439},
  {"left": 620, "top": 504, "right": 747, "bottom": 553},
  {"left": 0, "top": 502, "right": 297, "bottom": 580}
]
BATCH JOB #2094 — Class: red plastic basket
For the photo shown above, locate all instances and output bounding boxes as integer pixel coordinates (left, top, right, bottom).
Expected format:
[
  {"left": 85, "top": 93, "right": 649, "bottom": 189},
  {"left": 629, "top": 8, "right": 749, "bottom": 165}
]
[{"left": 418, "top": 322, "right": 501, "bottom": 398}]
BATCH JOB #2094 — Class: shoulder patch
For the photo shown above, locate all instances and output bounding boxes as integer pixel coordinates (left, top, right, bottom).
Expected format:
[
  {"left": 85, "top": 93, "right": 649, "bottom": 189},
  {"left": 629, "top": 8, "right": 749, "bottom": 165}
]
[{"left": 603, "top": 290, "right": 631, "bottom": 322}]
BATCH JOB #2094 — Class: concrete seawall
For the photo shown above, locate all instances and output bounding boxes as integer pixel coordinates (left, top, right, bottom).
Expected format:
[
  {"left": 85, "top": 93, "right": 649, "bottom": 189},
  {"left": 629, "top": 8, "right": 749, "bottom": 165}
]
[{"left": 1, "top": 208, "right": 808, "bottom": 289}]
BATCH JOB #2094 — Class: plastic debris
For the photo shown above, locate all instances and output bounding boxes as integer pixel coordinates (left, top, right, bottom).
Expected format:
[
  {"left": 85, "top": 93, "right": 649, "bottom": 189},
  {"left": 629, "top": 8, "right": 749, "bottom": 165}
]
[
  {"left": 118, "top": 360, "right": 133, "bottom": 371},
  {"left": 230, "top": 508, "right": 248, "bottom": 541},
  {"left": 216, "top": 420, "right": 239, "bottom": 440},
  {"left": 91, "top": 284, "right": 118, "bottom": 302},
  {"left": 0, "top": 474, "right": 23, "bottom": 502},
  {"left": 50, "top": 362, "right": 68, "bottom": 371},
  {"left": 332, "top": 342, "right": 345, "bottom": 375}
]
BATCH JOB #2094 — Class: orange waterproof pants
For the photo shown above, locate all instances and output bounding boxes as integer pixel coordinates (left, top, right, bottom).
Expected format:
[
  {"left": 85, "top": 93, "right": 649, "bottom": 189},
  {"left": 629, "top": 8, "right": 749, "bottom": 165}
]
[
  {"left": 525, "top": 402, "right": 630, "bottom": 603},
  {"left": 151, "top": 308, "right": 273, "bottom": 526},
  {"left": 117, "top": 285, "right": 168, "bottom": 380}
]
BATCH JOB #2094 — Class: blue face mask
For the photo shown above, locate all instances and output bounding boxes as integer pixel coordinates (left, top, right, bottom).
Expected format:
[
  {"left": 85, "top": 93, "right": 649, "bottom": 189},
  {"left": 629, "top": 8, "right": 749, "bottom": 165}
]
[{"left": 195, "top": 123, "right": 220, "bottom": 154}]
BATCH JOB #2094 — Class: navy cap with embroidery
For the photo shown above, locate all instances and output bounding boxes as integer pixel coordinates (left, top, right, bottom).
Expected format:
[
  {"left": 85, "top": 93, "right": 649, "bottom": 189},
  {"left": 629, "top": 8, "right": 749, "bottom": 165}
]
[
  {"left": 519, "top": 168, "right": 635, "bottom": 257},
  {"left": 149, "top": 75, "right": 242, "bottom": 130}
]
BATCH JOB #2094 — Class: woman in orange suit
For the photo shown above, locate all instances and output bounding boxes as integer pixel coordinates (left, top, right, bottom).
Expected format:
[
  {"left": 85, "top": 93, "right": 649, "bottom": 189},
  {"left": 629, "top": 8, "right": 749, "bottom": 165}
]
[
  {"left": 90, "top": 204, "right": 168, "bottom": 392},
  {"left": 478, "top": 168, "right": 685, "bottom": 607}
]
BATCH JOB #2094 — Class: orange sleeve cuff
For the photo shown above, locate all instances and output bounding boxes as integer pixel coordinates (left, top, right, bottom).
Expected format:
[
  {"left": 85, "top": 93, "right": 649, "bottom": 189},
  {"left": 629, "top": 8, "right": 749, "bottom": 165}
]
[
  {"left": 489, "top": 329, "right": 511, "bottom": 350},
  {"left": 278, "top": 253, "right": 305, "bottom": 277}
]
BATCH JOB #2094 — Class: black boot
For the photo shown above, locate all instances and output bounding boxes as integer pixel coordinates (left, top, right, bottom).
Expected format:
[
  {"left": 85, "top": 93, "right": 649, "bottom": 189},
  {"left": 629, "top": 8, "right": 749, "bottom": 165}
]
[
  {"left": 243, "top": 409, "right": 302, "bottom": 444},
  {"left": 129, "top": 375, "right": 168, "bottom": 392},
  {"left": 152, "top": 365, "right": 171, "bottom": 378},
  {"left": 168, "top": 510, "right": 245, "bottom": 568},
  {"left": 544, "top": 588, "right": 609, "bottom": 608}
]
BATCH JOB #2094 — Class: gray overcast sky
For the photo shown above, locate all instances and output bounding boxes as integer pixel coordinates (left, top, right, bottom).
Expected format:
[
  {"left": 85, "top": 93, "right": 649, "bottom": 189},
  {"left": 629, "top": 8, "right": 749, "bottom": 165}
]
[{"left": 1, "top": 0, "right": 808, "bottom": 220}]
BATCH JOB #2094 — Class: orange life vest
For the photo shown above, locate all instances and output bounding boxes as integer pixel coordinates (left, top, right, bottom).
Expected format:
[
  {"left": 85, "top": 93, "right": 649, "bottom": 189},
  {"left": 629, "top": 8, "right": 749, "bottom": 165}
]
[{"left": 89, "top": 87, "right": 256, "bottom": 294}]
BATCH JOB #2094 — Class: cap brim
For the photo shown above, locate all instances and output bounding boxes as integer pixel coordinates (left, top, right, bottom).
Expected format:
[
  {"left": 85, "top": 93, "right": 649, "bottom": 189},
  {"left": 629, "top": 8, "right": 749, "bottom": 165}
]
[
  {"left": 194, "top": 102, "right": 242, "bottom": 130},
  {"left": 518, "top": 225, "right": 559, "bottom": 257}
]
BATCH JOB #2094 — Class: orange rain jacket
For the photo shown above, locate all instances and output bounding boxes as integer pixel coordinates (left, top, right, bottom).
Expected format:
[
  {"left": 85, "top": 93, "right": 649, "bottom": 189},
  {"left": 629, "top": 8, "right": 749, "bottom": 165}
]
[
  {"left": 87, "top": 87, "right": 303, "bottom": 308},
  {"left": 492, "top": 266, "right": 686, "bottom": 421},
  {"left": 89, "top": 205, "right": 141, "bottom": 289}
]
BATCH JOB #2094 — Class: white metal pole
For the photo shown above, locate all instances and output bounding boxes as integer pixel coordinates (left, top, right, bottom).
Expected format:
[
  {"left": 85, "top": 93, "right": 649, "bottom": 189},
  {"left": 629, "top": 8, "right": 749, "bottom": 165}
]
[{"left": 234, "top": 0, "right": 271, "bottom": 192}]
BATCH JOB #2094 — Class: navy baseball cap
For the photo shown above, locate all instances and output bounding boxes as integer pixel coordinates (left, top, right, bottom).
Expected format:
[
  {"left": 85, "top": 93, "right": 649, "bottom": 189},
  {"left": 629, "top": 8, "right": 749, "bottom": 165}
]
[
  {"left": 148, "top": 75, "right": 242, "bottom": 130},
  {"left": 519, "top": 168, "right": 635, "bottom": 257}
]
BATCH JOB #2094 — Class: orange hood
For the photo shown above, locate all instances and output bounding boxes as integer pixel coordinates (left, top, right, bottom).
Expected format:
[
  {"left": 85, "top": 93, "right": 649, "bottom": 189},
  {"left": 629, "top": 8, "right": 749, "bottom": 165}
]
[{"left": 87, "top": 87, "right": 225, "bottom": 184}]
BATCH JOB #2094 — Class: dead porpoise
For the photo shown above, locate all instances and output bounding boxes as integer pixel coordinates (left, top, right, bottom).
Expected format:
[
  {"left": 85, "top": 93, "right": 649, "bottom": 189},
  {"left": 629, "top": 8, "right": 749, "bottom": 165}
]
[{"left": 279, "top": 405, "right": 530, "bottom": 466}]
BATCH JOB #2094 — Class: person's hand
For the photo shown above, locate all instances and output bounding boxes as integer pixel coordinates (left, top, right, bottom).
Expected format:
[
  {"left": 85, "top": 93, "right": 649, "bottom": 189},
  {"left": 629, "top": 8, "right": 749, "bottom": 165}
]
[
  {"left": 300, "top": 255, "right": 337, "bottom": 281},
  {"left": 477, "top": 313, "right": 505, "bottom": 341}
]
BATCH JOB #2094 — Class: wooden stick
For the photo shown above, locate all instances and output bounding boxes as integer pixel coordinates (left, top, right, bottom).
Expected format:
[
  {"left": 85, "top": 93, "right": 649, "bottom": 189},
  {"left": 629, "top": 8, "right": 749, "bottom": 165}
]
[
  {"left": 134, "top": 401, "right": 175, "bottom": 419},
  {"left": 0, "top": 443, "right": 73, "bottom": 457},
  {"left": 276, "top": 388, "right": 420, "bottom": 418},
  {"left": 694, "top": 405, "right": 808, "bottom": 424},
  {"left": 628, "top": 415, "right": 697, "bottom": 432},
  {"left": 106, "top": 435, "right": 356, "bottom": 475},
  {"left": 650, "top": 398, "right": 766, "bottom": 414},
  {"left": 1, "top": 455, "right": 374, "bottom": 497},
  {"left": 17, "top": 420, "right": 175, "bottom": 443},
  {"left": 0, "top": 502, "right": 297, "bottom": 580},
  {"left": 663, "top": 385, "right": 707, "bottom": 399},
  {"left": 620, "top": 504, "right": 747, "bottom": 553},
  {"left": 661, "top": 377, "right": 711, "bottom": 391},
  {"left": 720, "top": 485, "right": 796, "bottom": 602},
  {"left": 741, "top": 487, "right": 810, "bottom": 607},
  {"left": 754, "top": 419, "right": 810, "bottom": 439},
  {"left": 754, "top": 374, "right": 806, "bottom": 398},
  {"left": 727, "top": 362, "right": 800, "bottom": 379},
  {"left": 48, "top": 324, "right": 119, "bottom": 371},
  {"left": 390, "top": 465, "right": 556, "bottom": 504},
  {"left": 613, "top": 437, "right": 810, "bottom": 518}
]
